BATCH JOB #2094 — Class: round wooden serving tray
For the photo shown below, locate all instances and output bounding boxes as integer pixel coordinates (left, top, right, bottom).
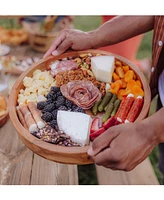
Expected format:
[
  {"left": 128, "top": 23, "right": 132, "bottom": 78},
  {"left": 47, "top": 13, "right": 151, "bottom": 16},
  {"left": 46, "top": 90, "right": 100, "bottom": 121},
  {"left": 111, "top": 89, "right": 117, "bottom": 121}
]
[
  {"left": 8, "top": 49, "right": 151, "bottom": 165},
  {"left": 0, "top": 95, "right": 9, "bottom": 127}
]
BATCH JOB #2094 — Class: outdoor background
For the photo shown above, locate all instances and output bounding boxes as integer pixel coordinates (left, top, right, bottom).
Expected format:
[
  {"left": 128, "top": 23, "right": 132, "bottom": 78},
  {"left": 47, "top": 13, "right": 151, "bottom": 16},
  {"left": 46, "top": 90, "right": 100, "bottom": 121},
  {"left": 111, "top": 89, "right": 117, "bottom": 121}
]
[{"left": 0, "top": 15, "right": 162, "bottom": 184}]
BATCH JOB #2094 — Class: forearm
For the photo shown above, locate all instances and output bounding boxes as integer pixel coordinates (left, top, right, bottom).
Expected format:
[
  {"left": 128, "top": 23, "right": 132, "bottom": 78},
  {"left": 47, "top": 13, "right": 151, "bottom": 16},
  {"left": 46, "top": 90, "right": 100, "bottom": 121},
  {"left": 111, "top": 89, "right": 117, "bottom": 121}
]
[
  {"left": 142, "top": 106, "right": 164, "bottom": 144},
  {"left": 89, "top": 15, "right": 155, "bottom": 48}
]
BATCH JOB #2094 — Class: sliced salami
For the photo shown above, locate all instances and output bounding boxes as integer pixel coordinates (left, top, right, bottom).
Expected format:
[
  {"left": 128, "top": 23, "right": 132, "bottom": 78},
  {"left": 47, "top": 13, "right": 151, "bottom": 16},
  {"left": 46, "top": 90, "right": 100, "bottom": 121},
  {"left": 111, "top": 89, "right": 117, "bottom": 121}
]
[
  {"left": 50, "top": 60, "right": 78, "bottom": 77},
  {"left": 60, "top": 80, "right": 102, "bottom": 110}
]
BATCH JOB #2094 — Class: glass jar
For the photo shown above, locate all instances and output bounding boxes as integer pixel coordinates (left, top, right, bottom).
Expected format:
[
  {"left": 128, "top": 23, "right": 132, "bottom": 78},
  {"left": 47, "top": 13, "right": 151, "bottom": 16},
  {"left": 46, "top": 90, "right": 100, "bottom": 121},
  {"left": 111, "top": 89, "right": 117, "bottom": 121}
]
[{"left": 0, "top": 64, "right": 8, "bottom": 97}]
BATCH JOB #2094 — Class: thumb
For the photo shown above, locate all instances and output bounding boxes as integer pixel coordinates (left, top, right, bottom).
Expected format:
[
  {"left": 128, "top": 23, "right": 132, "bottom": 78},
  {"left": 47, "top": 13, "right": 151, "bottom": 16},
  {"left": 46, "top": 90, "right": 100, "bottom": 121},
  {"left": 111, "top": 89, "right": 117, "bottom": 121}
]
[{"left": 87, "top": 127, "right": 119, "bottom": 156}]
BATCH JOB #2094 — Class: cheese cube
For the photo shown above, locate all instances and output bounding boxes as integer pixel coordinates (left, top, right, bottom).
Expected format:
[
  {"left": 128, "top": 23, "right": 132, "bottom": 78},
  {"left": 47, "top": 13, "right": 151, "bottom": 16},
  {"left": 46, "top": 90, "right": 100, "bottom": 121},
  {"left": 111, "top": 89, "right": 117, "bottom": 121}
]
[
  {"left": 91, "top": 56, "right": 115, "bottom": 83},
  {"left": 57, "top": 111, "right": 92, "bottom": 146}
]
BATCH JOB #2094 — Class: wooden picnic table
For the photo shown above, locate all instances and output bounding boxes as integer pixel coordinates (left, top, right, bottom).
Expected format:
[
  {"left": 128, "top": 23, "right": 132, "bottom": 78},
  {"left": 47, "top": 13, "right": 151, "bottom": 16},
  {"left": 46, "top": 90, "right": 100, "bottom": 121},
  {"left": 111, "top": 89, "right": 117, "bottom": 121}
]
[{"left": 0, "top": 44, "right": 159, "bottom": 185}]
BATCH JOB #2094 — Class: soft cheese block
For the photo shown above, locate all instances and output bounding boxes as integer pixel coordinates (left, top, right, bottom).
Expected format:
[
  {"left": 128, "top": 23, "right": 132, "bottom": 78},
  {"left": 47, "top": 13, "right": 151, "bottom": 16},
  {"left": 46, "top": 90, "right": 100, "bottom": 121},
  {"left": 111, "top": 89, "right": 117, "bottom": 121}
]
[
  {"left": 57, "top": 111, "right": 92, "bottom": 146},
  {"left": 91, "top": 55, "right": 115, "bottom": 83}
]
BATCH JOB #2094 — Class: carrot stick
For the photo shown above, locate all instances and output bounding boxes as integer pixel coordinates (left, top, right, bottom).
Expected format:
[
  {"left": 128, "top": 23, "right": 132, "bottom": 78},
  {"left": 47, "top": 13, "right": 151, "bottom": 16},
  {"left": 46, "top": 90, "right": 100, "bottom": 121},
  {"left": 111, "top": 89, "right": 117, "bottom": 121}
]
[{"left": 27, "top": 102, "right": 45, "bottom": 129}]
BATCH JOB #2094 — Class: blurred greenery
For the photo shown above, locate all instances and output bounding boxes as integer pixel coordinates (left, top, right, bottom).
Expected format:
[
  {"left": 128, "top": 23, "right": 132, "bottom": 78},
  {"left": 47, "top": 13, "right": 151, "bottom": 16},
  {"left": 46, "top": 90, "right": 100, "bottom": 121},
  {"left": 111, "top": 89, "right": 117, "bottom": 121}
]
[
  {"left": 0, "top": 15, "right": 162, "bottom": 185},
  {"left": 73, "top": 16, "right": 101, "bottom": 31},
  {"left": 0, "top": 18, "right": 22, "bottom": 29},
  {"left": 137, "top": 31, "right": 153, "bottom": 59}
]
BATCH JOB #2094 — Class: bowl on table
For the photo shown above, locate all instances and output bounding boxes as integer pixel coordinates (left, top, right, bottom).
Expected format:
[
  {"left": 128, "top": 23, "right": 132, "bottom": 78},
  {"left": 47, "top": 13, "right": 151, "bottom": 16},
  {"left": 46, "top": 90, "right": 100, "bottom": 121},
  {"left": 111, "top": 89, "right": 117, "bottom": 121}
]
[{"left": 8, "top": 49, "right": 151, "bottom": 164}]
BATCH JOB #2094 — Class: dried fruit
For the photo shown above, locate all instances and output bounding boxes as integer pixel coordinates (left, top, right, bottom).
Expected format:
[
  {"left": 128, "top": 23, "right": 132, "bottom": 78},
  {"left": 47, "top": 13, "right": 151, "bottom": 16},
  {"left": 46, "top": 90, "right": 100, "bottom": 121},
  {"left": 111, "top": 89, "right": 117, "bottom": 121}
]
[
  {"left": 126, "top": 80, "right": 137, "bottom": 91},
  {"left": 124, "top": 70, "right": 134, "bottom": 82},
  {"left": 116, "top": 67, "right": 125, "bottom": 78},
  {"left": 131, "top": 85, "right": 144, "bottom": 98},
  {"left": 110, "top": 82, "right": 120, "bottom": 94}
]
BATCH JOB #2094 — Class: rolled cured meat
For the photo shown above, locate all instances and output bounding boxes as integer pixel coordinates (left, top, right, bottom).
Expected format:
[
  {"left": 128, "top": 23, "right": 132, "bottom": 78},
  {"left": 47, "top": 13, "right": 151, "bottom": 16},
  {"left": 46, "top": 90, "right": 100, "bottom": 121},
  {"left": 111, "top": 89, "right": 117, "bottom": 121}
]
[
  {"left": 50, "top": 60, "right": 78, "bottom": 77},
  {"left": 19, "top": 104, "right": 38, "bottom": 133},
  {"left": 27, "top": 102, "right": 46, "bottom": 129},
  {"left": 60, "top": 80, "right": 102, "bottom": 110}
]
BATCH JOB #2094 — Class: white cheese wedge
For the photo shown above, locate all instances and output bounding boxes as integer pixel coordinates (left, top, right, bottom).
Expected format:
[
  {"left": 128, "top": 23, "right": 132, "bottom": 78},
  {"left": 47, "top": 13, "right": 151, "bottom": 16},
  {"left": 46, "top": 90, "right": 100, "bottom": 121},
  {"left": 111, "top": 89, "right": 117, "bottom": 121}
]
[
  {"left": 91, "top": 56, "right": 115, "bottom": 83},
  {"left": 57, "top": 111, "right": 92, "bottom": 146}
]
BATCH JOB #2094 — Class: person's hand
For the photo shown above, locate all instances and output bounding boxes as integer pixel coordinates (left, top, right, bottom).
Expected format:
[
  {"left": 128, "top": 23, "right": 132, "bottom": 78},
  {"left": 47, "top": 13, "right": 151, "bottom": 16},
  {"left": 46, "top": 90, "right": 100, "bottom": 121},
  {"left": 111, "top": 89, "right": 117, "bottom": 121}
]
[
  {"left": 43, "top": 29, "right": 93, "bottom": 58},
  {"left": 87, "top": 121, "right": 158, "bottom": 171}
]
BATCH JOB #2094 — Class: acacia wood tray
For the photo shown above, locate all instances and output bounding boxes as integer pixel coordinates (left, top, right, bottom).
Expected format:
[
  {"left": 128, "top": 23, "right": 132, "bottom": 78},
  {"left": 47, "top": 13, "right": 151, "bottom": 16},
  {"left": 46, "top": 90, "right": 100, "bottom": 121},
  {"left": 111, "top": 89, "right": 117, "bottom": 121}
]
[{"left": 8, "top": 49, "right": 151, "bottom": 165}]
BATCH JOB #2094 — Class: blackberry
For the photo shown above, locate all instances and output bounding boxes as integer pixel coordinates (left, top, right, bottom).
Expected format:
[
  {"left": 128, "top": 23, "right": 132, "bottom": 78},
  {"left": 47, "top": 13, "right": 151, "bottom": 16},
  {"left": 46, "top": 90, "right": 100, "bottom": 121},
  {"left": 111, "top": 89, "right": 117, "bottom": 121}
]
[
  {"left": 49, "top": 119, "right": 57, "bottom": 129},
  {"left": 55, "top": 96, "right": 65, "bottom": 108},
  {"left": 46, "top": 98, "right": 54, "bottom": 104},
  {"left": 73, "top": 107, "right": 85, "bottom": 113},
  {"left": 43, "top": 103, "right": 56, "bottom": 112},
  {"left": 71, "top": 104, "right": 78, "bottom": 110},
  {"left": 41, "top": 112, "right": 52, "bottom": 122},
  {"left": 50, "top": 86, "right": 60, "bottom": 93},
  {"left": 65, "top": 99, "right": 73, "bottom": 109},
  {"left": 56, "top": 90, "right": 62, "bottom": 97},
  {"left": 52, "top": 109, "right": 58, "bottom": 119},
  {"left": 37, "top": 101, "right": 47, "bottom": 110},
  {"left": 46, "top": 91, "right": 56, "bottom": 100},
  {"left": 58, "top": 105, "right": 68, "bottom": 111}
]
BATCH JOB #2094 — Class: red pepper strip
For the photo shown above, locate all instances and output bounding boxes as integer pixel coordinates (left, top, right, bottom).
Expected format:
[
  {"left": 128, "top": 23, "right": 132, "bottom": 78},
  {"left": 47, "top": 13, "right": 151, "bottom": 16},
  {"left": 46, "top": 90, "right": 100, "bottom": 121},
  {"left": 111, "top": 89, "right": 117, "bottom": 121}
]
[
  {"left": 113, "top": 118, "right": 121, "bottom": 126},
  {"left": 116, "top": 96, "right": 134, "bottom": 123},
  {"left": 102, "top": 116, "right": 116, "bottom": 129},
  {"left": 125, "top": 97, "right": 144, "bottom": 122},
  {"left": 90, "top": 127, "right": 105, "bottom": 141}
]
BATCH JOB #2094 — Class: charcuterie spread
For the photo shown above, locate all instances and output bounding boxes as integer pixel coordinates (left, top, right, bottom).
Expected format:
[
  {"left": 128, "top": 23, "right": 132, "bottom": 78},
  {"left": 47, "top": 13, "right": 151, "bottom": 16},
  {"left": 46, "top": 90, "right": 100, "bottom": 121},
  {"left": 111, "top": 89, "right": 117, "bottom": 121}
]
[{"left": 16, "top": 52, "right": 145, "bottom": 147}]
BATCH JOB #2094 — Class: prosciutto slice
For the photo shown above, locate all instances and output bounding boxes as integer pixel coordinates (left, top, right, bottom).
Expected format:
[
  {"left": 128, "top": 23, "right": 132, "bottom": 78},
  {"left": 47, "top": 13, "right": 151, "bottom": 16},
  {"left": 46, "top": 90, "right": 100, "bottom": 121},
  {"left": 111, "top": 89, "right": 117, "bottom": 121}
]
[
  {"left": 50, "top": 60, "right": 78, "bottom": 77},
  {"left": 60, "top": 80, "right": 102, "bottom": 110}
]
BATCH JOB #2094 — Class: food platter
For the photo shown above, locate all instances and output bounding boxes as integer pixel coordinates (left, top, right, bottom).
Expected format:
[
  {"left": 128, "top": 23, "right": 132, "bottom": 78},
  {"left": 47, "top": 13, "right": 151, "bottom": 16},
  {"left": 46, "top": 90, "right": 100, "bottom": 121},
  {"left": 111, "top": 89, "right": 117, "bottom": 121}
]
[
  {"left": 0, "top": 55, "right": 40, "bottom": 75},
  {"left": 0, "top": 94, "right": 9, "bottom": 127},
  {"left": 9, "top": 49, "right": 151, "bottom": 164}
]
